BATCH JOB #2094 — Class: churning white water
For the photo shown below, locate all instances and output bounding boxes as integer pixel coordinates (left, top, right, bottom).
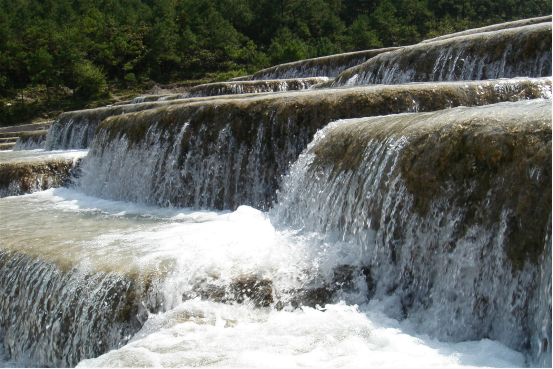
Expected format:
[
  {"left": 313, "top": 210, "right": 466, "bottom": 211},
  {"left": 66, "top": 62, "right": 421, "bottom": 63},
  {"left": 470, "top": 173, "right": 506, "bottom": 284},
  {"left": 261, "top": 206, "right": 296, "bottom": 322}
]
[
  {"left": 77, "top": 300, "right": 525, "bottom": 368},
  {"left": 0, "top": 187, "right": 527, "bottom": 367},
  {"left": 0, "top": 149, "right": 87, "bottom": 164}
]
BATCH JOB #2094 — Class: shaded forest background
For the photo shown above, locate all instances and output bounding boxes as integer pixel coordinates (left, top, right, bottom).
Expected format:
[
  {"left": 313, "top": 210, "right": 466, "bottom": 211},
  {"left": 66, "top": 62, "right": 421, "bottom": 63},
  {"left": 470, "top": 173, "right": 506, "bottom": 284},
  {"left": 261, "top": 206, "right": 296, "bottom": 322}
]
[{"left": 0, "top": 0, "right": 551, "bottom": 126}]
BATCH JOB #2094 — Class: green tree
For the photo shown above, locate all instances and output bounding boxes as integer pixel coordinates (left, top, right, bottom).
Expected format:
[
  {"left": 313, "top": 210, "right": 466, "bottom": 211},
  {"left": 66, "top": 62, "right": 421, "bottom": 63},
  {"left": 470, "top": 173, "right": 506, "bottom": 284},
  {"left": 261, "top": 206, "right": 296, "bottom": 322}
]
[
  {"left": 268, "top": 27, "right": 310, "bottom": 64},
  {"left": 346, "top": 14, "right": 383, "bottom": 50}
]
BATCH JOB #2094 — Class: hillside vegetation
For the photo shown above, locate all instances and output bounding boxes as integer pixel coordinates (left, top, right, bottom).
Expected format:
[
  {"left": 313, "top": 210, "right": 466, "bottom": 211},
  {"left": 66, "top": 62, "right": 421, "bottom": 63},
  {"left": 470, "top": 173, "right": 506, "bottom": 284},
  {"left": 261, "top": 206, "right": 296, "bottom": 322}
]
[{"left": 0, "top": 0, "right": 550, "bottom": 126}]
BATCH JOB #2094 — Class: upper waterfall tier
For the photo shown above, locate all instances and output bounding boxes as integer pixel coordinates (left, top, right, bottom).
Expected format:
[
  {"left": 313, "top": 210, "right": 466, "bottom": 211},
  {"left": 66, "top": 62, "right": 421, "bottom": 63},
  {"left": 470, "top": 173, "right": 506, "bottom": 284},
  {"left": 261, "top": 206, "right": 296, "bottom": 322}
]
[
  {"left": 129, "top": 78, "right": 329, "bottom": 103},
  {"left": 12, "top": 130, "right": 48, "bottom": 151},
  {"left": 185, "top": 78, "right": 328, "bottom": 98},
  {"left": 272, "top": 99, "right": 552, "bottom": 366},
  {"left": 131, "top": 94, "right": 179, "bottom": 103},
  {"left": 319, "top": 22, "right": 552, "bottom": 88},
  {"left": 420, "top": 15, "right": 551, "bottom": 44},
  {"left": 45, "top": 100, "right": 188, "bottom": 151},
  {"left": 247, "top": 48, "right": 399, "bottom": 80},
  {"left": 76, "top": 77, "right": 551, "bottom": 210}
]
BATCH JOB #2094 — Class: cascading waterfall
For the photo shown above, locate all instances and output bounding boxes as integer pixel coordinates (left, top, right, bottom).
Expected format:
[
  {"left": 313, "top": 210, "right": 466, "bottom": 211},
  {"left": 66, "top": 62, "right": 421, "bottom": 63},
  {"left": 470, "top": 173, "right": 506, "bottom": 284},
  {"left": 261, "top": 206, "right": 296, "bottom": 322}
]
[
  {"left": 44, "top": 100, "right": 202, "bottom": 151},
  {"left": 129, "top": 78, "right": 329, "bottom": 103},
  {"left": 47, "top": 85, "right": 341, "bottom": 152},
  {"left": 77, "top": 78, "right": 551, "bottom": 210},
  {"left": 185, "top": 77, "right": 328, "bottom": 98},
  {"left": 321, "top": 22, "right": 552, "bottom": 88},
  {"left": 271, "top": 99, "right": 552, "bottom": 366},
  {"left": 12, "top": 131, "right": 48, "bottom": 151},
  {"left": 0, "top": 150, "right": 86, "bottom": 197},
  {"left": 419, "top": 15, "right": 551, "bottom": 44},
  {"left": 1, "top": 17, "right": 552, "bottom": 368},
  {"left": 131, "top": 95, "right": 178, "bottom": 104},
  {"left": 0, "top": 251, "right": 147, "bottom": 367},
  {"left": 247, "top": 48, "right": 399, "bottom": 80}
]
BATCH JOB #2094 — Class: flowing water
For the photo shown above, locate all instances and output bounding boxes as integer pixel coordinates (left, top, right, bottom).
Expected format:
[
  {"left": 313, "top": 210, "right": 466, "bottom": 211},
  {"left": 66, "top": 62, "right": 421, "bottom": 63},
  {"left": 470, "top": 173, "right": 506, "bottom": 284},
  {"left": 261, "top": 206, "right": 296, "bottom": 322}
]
[
  {"left": 322, "top": 23, "right": 552, "bottom": 88},
  {"left": 185, "top": 78, "right": 329, "bottom": 98},
  {"left": 0, "top": 188, "right": 530, "bottom": 368},
  {"left": 0, "top": 150, "right": 87, "bottom": 197},
  {"left": 1, "top": 17, "right": 551, "bottom": 368},
  {"left": 1, "top": 100, "right": 550, "bottom": 367}
]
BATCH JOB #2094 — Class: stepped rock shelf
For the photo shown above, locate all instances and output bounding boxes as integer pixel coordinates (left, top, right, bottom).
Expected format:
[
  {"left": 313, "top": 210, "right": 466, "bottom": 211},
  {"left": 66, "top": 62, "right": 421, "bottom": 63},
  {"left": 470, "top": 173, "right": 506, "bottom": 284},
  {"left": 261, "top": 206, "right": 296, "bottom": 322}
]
[
  {"left": 78, "top": 78, "right": 551, "bottom": 210},
  {"left": 0, "top": 17, "right": 551, "bottom": 368}
]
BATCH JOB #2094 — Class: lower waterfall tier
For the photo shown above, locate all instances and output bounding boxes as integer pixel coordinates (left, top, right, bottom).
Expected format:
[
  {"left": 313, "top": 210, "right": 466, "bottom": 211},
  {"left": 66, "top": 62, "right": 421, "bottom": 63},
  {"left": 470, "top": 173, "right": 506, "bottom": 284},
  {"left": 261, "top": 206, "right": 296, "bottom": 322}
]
[
  {"left": 0, "top": 150, "right": 87, "bottom": 197},
  {"left": 77, "top": 78, "right": 551, "bottom": 210},
  {"left": 0, "top": 189, "right": 378, "bottom": 366},
  {"left": 0, "top": 188, "right": 534, "bottom": 367},
  {"left": 272, "top": 99, "right": 552, "bottom": 366}
]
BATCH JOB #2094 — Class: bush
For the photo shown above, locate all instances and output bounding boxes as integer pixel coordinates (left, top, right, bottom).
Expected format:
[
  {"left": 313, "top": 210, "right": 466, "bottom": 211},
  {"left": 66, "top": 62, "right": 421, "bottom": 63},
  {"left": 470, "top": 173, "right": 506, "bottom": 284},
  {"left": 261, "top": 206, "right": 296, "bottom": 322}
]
[
  {"left": 268, "top": 28, "right": 310, "bottom": 65},
  {"left": 71, "top": 60, "right": 107, "bottom": 99}
]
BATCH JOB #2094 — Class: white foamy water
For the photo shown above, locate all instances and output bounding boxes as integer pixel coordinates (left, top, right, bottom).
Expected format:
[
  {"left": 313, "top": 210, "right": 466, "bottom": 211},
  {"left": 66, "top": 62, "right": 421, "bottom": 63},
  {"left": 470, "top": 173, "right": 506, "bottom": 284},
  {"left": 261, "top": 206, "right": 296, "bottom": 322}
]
[
  {"left": 0, "top": 188, "right": 527, "bottom": 368},
  {"left": 0, "top": 149, "right": 88, "bottom": 164},
  {"left": 76, "top": 298, "right": 526, "bottom": 368}
]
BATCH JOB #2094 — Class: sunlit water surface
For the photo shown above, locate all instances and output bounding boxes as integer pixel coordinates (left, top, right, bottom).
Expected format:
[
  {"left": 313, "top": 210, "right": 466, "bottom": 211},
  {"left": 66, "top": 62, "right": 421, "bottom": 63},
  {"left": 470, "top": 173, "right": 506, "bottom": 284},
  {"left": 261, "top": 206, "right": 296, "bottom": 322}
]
[
  {"left": 0, "top": 149, "right": 88, "bottom": 164},
  {"left": 0, "top": 188, "right": 527, "bottom": 368}
]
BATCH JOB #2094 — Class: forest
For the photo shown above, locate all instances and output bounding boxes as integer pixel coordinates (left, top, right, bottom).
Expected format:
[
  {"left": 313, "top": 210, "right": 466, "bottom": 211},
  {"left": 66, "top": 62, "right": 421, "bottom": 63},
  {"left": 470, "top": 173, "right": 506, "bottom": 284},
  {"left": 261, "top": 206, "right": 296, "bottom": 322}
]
[{"left": 0, "top": 0, "right": 551, "bottom": 125}]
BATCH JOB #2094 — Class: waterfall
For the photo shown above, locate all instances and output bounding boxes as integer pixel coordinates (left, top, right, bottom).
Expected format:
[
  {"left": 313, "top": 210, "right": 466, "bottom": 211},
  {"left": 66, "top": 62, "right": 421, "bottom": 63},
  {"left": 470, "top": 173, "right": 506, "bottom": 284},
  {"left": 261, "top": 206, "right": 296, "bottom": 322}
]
[
  {"left": 2, "top": 16, "right": 552, "bottom": 368},
  {"left": 248, "top": 47, "right": 399, "bottom": 80},
  {"left": 322, "top": 22, "right": 552, "bottom": 88},
  {"left": 77, "top": 78, "right": 551, "bottom": 210},
  {"left": 271, "top": 99, "right": 552, "bottom": 366},
  {"left": 420, "top": 15, "right": 551, "bottom": 44},
  {"left": 185, "top": 78, "right": 328, "bottom": 98},
  {"left": 0, "top": 251, "right": 151, "bottom": 367},
  {"left": 0, "top": 151, "right": 86, "bottom": 197},
  {"left": 44, "top": 99, "right": 213, "bottom": 151},
  {"left": 131, "top": 95, "right": 179, "bottom": 104},
  {"left": 12, "top": 131, "right": 48, "bottom": 151},
  {"left": 44, "top": 104, "right": 167, "bottom": 151}
]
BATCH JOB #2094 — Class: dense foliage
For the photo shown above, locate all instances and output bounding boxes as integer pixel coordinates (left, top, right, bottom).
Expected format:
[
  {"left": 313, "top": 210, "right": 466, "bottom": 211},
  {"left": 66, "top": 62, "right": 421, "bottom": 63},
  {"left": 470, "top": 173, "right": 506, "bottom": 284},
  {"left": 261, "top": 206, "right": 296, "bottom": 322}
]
[{"left": 0, "top": 0, "right": 550, "bottom": 102}]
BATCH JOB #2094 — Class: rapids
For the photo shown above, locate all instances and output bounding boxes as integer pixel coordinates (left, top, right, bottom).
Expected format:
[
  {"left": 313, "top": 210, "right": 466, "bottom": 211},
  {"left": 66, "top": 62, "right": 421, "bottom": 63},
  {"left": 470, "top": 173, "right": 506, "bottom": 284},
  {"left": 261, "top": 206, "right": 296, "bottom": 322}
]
[{"left": 0, "top": 188, "right": 530, "bottom": 368}]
